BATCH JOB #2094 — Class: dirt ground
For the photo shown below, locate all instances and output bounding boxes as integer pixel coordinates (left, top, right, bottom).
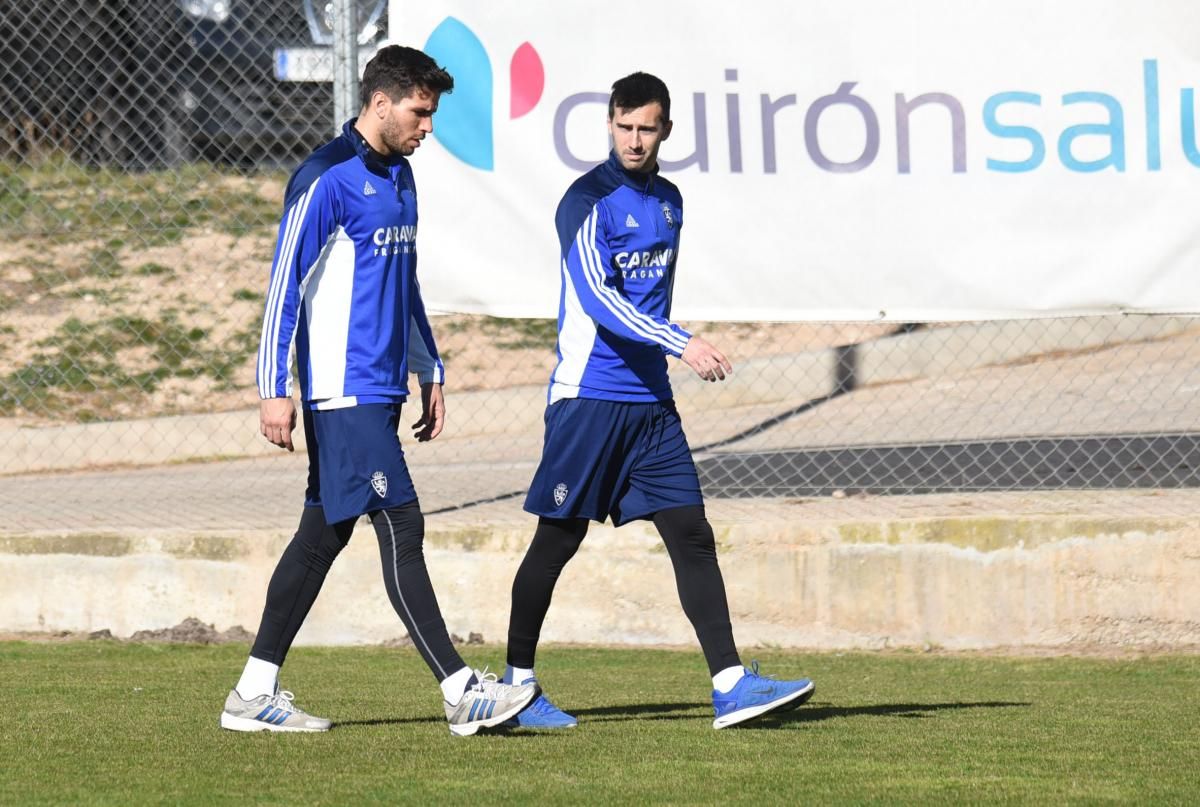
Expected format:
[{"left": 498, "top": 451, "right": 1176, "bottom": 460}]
[
  {"left": 0, "top": 619, "right": 483, "bottom": 647},
  {"left": 0, "top": 208, "right": 901, "bottom": 424},
  {"left": 435, "top": 317, "right": 901, "bottom": 392},
  {"left": 2, "top": 625, "right": 1195, "bottom": 658},
  {"left": 0, "top": 618, "right": 255, "bottom": 645}
]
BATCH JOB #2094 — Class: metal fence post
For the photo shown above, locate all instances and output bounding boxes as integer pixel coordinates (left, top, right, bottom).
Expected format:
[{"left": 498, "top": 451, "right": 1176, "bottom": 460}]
[{"left": 332, "top": 0, "right": 359, "bottom": 132}]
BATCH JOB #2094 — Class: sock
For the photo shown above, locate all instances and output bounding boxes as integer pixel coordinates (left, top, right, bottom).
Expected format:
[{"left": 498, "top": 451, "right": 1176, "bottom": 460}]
[
  {"left": 504, "top": 665, "right": 535, "bottom": 685},
  {"left": 712, "top": 665, "right": 746, "bottom": 693},
  {"left": 235, "top": 656, "right": 280, "bottom": 700},
  {"left": 440, "top": 666, "right": 475, "bottom": 705}
]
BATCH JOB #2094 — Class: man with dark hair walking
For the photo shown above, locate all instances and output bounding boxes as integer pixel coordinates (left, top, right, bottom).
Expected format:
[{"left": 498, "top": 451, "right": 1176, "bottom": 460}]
[
  {"left": 220, "top": 45, "right": 536, "bottom": 736},
  {"left": 501, "top": 71, "right": 815, "bottom": 730}
]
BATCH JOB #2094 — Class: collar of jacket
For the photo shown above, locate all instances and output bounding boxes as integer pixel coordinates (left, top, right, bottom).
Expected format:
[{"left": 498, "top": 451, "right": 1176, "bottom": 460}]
[
  {"left": 605, "top": 150, "right": 658, "bottom": 193},
  {"left": 342, "top": 118, "right": 403, "bottom": 175}
]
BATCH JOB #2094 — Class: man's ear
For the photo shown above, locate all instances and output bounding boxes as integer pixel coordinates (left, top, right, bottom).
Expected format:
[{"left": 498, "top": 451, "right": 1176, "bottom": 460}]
[
  {"left": 661, "top": 119, "right": 673, "bottom": 141},
  {"left": 371, "top": 90, "right": 390, "bottom": 119}
]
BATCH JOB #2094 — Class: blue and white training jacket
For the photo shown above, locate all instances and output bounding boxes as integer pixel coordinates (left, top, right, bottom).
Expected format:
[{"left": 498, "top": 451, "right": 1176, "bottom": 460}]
[
  {"left": 549, "top": 150, "right": 691, "bottom": 404},
  {"left": 256, "top": 119, "right": 444, "bottom": 409}
]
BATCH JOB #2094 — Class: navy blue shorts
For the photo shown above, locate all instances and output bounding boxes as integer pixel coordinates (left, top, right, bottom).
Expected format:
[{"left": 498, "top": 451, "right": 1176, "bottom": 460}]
[
  {"left": 302, "top": 403, "right": 418, "bottom": 524},
  {"left": 524, "top": 398, "right": 703, "bottom": 526}
]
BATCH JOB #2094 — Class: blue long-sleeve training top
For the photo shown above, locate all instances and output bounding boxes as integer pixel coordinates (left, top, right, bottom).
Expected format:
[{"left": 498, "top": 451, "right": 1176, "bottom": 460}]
[
  {"left": 256, "top": 119, "right": 444, "bottom": 409},
  {"left": 549, "top": 150, "right": 691, "bottom": 404}
]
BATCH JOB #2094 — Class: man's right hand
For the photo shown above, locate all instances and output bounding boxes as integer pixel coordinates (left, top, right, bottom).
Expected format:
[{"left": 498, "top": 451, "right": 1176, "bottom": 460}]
[
  {"left": 260, "top": 397, "right": 297, "bottom": 452},
  {"left": 681, "top": 335, "right": 733, "bottom": 382}
]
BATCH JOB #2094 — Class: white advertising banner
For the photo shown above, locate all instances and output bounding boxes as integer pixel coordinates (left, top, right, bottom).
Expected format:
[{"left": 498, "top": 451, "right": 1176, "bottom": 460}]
[{"left": 388, "top": 1, "right": 1200, "bottom": 321}]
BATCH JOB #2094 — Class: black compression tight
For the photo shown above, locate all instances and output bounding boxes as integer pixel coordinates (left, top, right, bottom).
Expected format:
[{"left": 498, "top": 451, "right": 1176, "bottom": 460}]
[
  {"left": 370, "top": 502, "right": 465, "bottom": 681},
  {"left": 250, "top": 506, "right": 352, "bottom": 665},
  {"left": 506, "top": 516, "right": 589, "bottom": 670},
  {"left": 250, "top": 502, "right": 465, "bottom": 682},
  {"left": 652, "top": 506, "right": 741, "bottom": 676},
  {"left": 506, "top": 506, "right": 742, "bottom": 676}
]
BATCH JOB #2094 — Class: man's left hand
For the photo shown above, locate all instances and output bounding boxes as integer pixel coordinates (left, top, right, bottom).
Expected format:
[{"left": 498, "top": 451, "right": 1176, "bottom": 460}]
[
  {"left": 412, "top": 382, "right": 445, "bottom": 442},
  {"left": 681, "top": 335, "right": 733, "bottom": 382}
]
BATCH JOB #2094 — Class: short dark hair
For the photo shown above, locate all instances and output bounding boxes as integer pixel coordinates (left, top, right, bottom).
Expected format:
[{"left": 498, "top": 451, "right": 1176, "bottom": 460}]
[
  {"left": 608, "top": 72, "right": 671, "bottom": 122},
  {"left": 360, "top": 45, "right": 454, "bottom": 108}
]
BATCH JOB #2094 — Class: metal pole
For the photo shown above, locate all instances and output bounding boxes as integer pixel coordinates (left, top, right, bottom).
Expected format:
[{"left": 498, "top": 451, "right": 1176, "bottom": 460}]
[{"left": 332, "top": 0, "right": 358, "bottom": 132}]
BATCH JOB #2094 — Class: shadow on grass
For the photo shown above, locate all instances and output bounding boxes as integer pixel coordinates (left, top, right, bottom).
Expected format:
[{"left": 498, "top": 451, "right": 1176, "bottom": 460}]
[
  {"left": 332, "top": 702, "right": 702, "bottom": 730},
  {"left": 334, "top": 715, "right": 445, "bottom": 728},
  {"left": 334, "top": 716, "right": 567, "bottom": 737},
  {"left": 735, "top": 700, "right": 1032, "bottom": 729},
  {"left": 334, "top": 700, "right": 1031, "bottom": 730},
  {"left": 573, "top": 699, "right": 1031, "bottom": 726},
  {"left": 571, "top": 701, "right": 700, "bottom": 722}
]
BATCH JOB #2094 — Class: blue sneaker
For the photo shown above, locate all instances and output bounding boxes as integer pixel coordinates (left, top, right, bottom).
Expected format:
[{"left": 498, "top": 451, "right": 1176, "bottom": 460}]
[
  {"left": 712, "top": 661, "right": 815, "bottom": 729},
  {"left": 502, "top": 679, "right": 577, "bottom": 729}
]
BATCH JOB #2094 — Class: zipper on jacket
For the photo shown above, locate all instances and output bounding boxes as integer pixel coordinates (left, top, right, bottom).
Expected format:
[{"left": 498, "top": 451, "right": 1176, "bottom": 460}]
[{"left": 643, "top": 193, "right": 662, "bottom": 239}]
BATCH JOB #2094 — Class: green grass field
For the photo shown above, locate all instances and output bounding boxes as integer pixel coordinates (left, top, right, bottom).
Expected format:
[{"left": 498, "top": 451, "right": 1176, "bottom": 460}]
[{"left": 2, "top": 643, "right": 1197, "bottom": 804}]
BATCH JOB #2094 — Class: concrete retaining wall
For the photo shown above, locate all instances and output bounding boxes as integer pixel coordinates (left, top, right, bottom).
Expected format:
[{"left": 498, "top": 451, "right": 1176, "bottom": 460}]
[{"left": 3, "top": 513, "right": 1196, "bottom": 649}]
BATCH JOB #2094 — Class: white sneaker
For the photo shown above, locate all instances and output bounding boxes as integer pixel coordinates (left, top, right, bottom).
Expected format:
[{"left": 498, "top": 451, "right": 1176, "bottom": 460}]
[
  {"left": 220, "top": 688, "right": 332, "bottom": 733},
  {"left": 444, "top": 669, "right": 539, "bottom": 736}
]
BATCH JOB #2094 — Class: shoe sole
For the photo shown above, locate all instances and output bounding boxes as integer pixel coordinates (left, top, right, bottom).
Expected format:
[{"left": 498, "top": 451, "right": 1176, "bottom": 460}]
[
  {"left": 500, "top": 717, "right": 578, "bottom": 729},
  {"left": 712, "top": 681, "right": 816, "bottom": 729},
  {"left": 220, "top": 712, "right": 330, "bottom": 733},
  {"left": 449, "top": 687, "right": 540, "bottom": 737}
]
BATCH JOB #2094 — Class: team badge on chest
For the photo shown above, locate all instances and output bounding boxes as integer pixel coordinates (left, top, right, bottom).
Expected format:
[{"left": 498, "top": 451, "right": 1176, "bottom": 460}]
[{"left": 660, "top": 201, "right": 675, "bottom": 229}]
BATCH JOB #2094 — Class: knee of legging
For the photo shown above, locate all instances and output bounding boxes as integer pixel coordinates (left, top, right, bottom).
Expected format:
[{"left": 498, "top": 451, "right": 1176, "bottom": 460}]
[
  {"left": 657, "top": 508, "right": 717, "bottom": 551},
  {"left": 371, "top": 503, "right": 425, "bottom": 552},
  {"left": 304, "top": 539, "right": 345, "bottom": 572},
  {"left": 288, "top": 525, "right": 350, "bottom": 573}
]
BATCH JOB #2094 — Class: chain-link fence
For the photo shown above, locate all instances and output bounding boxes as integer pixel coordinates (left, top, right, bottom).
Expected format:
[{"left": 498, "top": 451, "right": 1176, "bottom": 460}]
[{"left": 2, "top": 2, "right": 1198, "bottom": 533}]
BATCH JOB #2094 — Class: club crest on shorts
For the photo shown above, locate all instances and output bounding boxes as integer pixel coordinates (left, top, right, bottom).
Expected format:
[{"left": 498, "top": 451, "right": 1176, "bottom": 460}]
[
  {"left": 553, "top": 482, "right": 568, "bottom": 507},
  {"left": 370, "top": 471, "right": 388, "bottom": 498}
]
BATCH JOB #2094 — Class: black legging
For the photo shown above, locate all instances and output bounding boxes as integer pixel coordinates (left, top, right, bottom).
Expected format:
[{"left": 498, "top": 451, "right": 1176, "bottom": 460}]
[
  {"left": 507, "top": 505, "right": 741, "bottom": 676},
  {"left": 250, "top": 501, "right": 464, "bottom": 681}
]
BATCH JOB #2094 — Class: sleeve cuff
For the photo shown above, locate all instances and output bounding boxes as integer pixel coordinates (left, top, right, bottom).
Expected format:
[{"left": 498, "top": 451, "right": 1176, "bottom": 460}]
[
  {"left": 416, "top": 370, "right": 443, "bottom": 386},
  {"left": 666, "top": 327, "right": 692, "bottom": 357}
]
